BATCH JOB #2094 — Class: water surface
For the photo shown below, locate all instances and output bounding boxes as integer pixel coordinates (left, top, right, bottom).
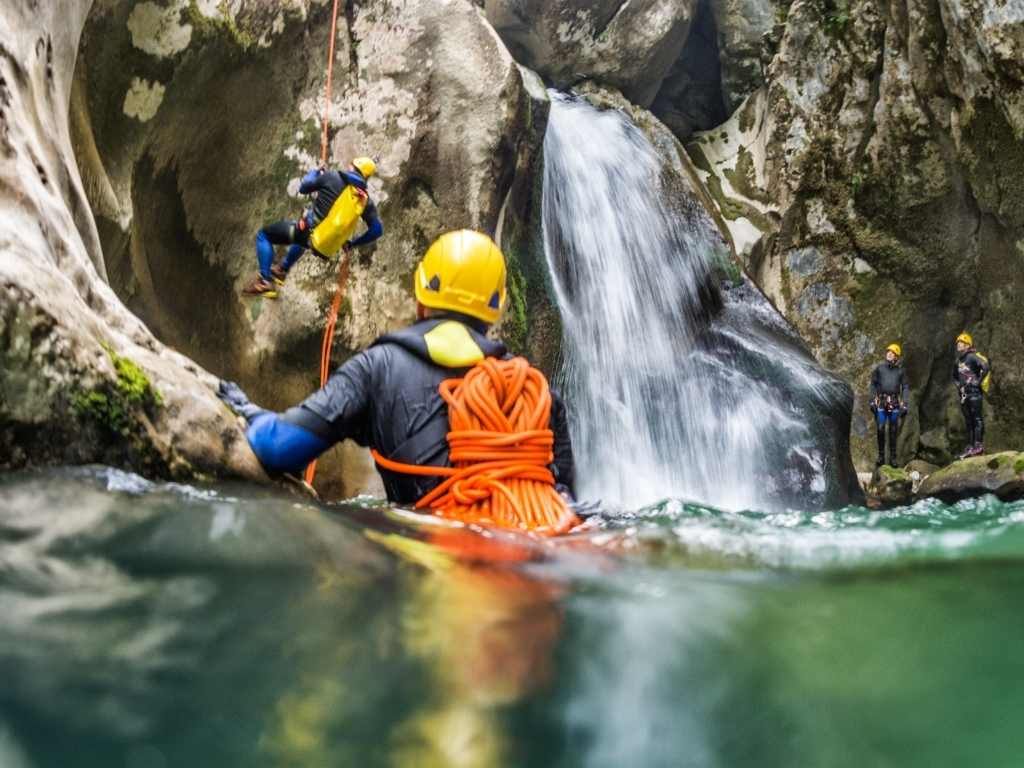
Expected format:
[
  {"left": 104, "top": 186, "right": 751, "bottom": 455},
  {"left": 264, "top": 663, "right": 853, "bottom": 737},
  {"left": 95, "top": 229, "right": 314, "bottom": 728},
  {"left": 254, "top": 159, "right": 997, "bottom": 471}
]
[{"left": 2, "top": 467, "right": 1023, "bottom": 767}]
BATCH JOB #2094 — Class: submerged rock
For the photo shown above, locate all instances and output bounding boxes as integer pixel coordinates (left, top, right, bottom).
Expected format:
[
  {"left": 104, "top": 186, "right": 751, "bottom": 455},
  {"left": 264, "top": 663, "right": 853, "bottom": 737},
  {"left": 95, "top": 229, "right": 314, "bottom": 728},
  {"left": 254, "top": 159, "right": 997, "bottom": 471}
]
[{"left": 917, "top": 451, "right": 1024, "bottom": 503}]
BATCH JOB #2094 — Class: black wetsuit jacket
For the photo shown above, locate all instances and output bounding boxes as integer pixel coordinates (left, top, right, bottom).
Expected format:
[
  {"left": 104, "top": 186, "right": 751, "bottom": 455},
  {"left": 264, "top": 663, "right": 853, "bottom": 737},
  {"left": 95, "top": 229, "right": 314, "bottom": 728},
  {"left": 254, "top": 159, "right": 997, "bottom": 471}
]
[
  {"left": 869, "top": 361, "right": 909, "bottom": 408},
  {"left": 280, "top": 314, "right": 576, "bottom": 504},
  {"left": 954, "top": 350, "right": 990, "bottom": 397}
]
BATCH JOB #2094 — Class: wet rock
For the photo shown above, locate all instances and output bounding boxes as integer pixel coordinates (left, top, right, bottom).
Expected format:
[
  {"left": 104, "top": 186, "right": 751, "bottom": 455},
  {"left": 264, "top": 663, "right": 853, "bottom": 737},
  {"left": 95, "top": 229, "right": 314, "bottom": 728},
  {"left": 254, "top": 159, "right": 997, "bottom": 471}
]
[
  {"left": 484, "top": 0, "right": 698, "bottom": 107},
  {"left": 916, "top": 451, "right": 1024, "bottom": 502},
  {"left": 711, "top": 0, "right": 778, "bottom": 113},
  {"left": 866, "top": 465, "right": 913, "bottom": 506},
  {"left": 0, "top": 0, "right": 264, "bottom": 482}
]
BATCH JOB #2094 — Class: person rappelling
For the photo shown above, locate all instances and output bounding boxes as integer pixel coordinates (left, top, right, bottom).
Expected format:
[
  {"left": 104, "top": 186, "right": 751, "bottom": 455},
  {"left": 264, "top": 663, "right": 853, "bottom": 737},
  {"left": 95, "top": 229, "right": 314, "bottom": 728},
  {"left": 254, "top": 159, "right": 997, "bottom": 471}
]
[
  {"left": 242, "top": 157, "right": 384, "bottom": 298},
  {"left": 221, "top": 230, "right": 579, "bottom": 534},
  {"left": 869, "top": 343, "right": 909, "bottom": 468},
  {"left": 953, "top": 331, "right": 991, "bottom": 459}
]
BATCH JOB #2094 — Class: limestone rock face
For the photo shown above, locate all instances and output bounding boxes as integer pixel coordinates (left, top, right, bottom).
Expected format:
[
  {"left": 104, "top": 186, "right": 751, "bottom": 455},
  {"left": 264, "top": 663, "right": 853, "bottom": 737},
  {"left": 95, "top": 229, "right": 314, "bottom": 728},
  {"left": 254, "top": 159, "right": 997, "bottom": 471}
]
[
  {"left": 483, "top": 0, "right": 698, "bottom": 107},
  {"left": 0, "top": 0, "right": 263, "bottom": 481},
  {"left": 686, "top": 0, "right": 1024, "bottom": 471},
  {"left": 65, "top": 0, "right": 546, "bottom": 496},
  {"left": 3, "top": 0, "right": 546, "bottom": 495},
  {"left": 917, "top": 451, "right": 1024, "bottom": 502}
]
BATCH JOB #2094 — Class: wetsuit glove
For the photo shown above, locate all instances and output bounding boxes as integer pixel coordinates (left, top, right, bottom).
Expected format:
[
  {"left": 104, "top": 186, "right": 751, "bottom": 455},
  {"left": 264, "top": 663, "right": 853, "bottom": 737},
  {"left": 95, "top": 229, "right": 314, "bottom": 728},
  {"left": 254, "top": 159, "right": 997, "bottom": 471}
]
[{"left": 217, "top": 380, "right": 266, "bottom": 424}]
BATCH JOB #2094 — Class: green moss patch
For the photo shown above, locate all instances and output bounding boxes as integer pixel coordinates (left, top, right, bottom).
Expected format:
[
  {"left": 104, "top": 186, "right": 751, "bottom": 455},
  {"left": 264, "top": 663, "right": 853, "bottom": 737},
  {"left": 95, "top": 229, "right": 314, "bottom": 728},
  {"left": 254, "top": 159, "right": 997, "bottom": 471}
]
[
  {"left": 73, "top": 344, "right": 163, "bottom": 434},
  {"left": 185, "top": 1, "right": 256, "bottom": 49},
  {"left": 504, "top": 261, "right": 529, "bottom": 355}
]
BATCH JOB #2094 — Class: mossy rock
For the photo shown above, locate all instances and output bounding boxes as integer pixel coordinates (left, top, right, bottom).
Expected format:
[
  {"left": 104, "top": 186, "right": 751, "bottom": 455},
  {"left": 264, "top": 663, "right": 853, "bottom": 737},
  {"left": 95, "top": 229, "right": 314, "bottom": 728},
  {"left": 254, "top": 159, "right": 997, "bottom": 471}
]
[
  {"left": 866, "top": 464, "right": 913, "bottom": 506},
  {"left": 73, "top": 343, "right": 163, "bottom": 436},
  {"left": 915, "top": 451, "right": 1024, "bottom": 503}
]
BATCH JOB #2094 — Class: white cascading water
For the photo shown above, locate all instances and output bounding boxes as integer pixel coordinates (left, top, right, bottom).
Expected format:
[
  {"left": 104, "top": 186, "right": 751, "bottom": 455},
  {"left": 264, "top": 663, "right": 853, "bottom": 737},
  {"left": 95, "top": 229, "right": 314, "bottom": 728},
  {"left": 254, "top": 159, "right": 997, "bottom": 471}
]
[{"left": 542, "top": 93, "right": 784, "bottom": 511}]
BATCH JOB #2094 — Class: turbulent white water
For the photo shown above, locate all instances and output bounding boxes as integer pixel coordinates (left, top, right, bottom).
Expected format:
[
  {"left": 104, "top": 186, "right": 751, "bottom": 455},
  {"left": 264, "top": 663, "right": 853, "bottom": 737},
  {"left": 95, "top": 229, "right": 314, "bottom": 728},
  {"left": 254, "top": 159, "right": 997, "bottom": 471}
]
[{"left": 542, "top": 93, "right": 781, "bottom": 511}]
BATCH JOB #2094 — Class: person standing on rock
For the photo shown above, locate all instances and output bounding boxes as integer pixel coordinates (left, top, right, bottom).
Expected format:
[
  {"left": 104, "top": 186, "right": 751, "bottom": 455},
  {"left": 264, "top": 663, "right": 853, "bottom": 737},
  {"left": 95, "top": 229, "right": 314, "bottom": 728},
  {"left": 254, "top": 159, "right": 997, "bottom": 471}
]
[
  {"left": 954, "top": 331, "right": 991, "bottom": 460},
  {"left": 221, "top": 229, "right": 577, "bottom": 504},
  {"left": 242, "top": 157, "right": 383, "bottom": 298},
  {"left": 869, "top": 343, "right": 909, "bottom": 467}
]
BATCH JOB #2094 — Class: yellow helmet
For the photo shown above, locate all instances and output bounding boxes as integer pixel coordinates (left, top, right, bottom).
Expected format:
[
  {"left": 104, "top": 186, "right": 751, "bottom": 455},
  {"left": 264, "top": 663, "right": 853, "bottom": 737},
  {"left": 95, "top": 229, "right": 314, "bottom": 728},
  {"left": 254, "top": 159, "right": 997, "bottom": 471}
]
[
  {"left": 886, "top": 343, "right": 902, "bottom": 357},
  {"left": 352, "top": 156, "right": 376, "bottom": 179},
  {"left": 415, "top": 230, "right": 506, "bottom": 324},
  {"left": 956, "top": 332, "right": 973, "bottom": 346}
]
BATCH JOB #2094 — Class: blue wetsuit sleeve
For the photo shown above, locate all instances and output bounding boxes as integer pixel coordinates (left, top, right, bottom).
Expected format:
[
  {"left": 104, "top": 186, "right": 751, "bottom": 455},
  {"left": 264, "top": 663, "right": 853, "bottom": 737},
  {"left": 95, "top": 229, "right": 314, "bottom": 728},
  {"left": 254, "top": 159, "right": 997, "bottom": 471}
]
[
  {"left": 246, "top": 412, "right": 330, "bottom": 474},
  {"left": 349, "top": 216, "right": 383, "bottom": 247},
  {"left": 299, "top": 168, "right": 324, "bottom": 195}
]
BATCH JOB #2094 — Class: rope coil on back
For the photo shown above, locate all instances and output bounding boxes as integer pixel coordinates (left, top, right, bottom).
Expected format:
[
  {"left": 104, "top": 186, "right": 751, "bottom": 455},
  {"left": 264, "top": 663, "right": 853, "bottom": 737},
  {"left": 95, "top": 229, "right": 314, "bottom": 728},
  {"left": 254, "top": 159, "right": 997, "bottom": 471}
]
[{"left": 372, "top": 357, "right": 581, "bottom": 536}]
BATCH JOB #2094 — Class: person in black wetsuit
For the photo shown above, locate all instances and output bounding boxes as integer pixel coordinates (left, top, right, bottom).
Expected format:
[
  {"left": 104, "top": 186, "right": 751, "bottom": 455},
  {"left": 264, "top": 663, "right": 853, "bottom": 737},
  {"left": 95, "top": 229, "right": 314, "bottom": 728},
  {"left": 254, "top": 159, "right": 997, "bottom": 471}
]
[
  {"left": 954, "top": 331, "right": 991, "bottom": 459},
  {"left": 242, "top": 156, "right": 384, "bottom": 298},
  {"left": 869, "top": 342, "right": 909, "bottom": 467},
  {"left": 220, "top": 230, "right": 576, "bottom": 504}
]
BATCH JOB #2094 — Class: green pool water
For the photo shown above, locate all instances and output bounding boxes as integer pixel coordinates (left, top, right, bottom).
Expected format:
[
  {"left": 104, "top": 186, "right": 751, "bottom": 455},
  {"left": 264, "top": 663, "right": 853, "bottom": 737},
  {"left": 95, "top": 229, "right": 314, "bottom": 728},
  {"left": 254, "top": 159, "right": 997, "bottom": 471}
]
[{"left": 1, "top": 467, "right": 1022, "bottom": 767}]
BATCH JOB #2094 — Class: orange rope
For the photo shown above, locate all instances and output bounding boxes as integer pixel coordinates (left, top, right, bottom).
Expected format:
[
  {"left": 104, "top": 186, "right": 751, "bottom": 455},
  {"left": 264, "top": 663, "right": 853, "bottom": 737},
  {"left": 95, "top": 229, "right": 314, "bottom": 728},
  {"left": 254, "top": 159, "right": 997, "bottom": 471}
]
[
  {"left": 304, "top": 0, "right": 346, "bottom": 487},
  {"left": 372, "top": 357, "right": 581, "bottom": 536}
]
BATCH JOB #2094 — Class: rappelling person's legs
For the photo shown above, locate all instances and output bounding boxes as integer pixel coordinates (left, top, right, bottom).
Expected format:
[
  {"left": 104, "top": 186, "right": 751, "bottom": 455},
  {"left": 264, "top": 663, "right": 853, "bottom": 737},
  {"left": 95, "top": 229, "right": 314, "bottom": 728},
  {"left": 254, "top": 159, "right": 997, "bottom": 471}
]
[
  {"left": 272, "top": 244, "right": 305, "bottom": 284},
  {"left": 243, "top": 218, "right": 310, "bottom": 298}
]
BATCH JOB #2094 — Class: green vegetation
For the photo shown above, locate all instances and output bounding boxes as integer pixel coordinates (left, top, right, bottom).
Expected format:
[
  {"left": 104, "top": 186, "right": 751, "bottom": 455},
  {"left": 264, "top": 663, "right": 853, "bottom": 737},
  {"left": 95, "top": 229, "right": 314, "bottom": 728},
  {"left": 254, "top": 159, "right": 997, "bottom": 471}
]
[
  {"left": 823, "top": 0, "right": 851, "bottom": 37},
  {"left": 878, "top": 464, "right": 910, "bottom": 482},
  {"left": 185, "top": 0, "right": 256, "bottom": 49},
  {"left": 504, "top": 261, "right": 529, "bottom": 355},
  {"left": 1014, "top": 457, "right": 1024, "bottom": 474},
  {"left": 73, "top": 343, "right": 163, "bottom": 434}
]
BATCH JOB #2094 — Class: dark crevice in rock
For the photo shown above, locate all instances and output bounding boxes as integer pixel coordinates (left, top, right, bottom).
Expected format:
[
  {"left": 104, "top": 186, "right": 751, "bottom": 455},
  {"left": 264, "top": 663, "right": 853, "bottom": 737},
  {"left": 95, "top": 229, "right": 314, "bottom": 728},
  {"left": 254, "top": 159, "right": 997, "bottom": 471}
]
[
  {"left": 649, "top": 0, "right": 727, "bottom": 141},
  {"left": 343, "top": 0, "right": 359, "bottom": 83},
  {"left": 129, "top": 153, "right": 243, "bottom": 379},
  {"left": 852, "top": 23, "right": 886, "bottom": 170}
]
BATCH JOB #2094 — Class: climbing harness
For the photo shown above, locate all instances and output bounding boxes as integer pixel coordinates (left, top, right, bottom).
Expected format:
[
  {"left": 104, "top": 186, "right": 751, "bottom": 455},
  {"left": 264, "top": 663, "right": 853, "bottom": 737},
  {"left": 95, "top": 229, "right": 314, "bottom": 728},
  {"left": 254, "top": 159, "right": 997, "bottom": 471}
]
[
  {"left": 371, "top": 357, "right": 581, "bottom": 536},
  {"left": 304, "top": 0, "right": 347, "bottom": 486}
]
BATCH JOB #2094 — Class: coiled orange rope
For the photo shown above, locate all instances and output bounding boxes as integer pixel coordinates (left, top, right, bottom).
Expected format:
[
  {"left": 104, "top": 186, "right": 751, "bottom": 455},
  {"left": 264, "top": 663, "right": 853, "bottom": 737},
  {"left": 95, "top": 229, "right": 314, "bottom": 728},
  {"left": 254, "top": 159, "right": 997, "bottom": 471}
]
[{"left": 372, "top": 357, "right": 581, "bottom": 536}]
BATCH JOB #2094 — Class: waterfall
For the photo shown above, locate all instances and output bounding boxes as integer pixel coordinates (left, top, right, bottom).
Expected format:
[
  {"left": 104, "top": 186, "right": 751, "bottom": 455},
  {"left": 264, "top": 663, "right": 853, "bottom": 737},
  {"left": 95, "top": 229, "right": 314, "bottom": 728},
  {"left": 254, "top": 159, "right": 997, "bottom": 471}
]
[{"left": 541, "top": 93, "right": 845, "bottom": 511}]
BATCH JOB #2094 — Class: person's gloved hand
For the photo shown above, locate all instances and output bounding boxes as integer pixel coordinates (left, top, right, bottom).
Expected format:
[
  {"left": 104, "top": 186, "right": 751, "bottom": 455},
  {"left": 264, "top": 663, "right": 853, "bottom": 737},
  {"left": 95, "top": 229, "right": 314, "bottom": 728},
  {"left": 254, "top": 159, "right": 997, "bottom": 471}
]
[
  {"left": 217, "top": 380, "right": 266, "bottom": 423},
  {"left": 900, "top": 405, "right": 908, "bottom": 417}
]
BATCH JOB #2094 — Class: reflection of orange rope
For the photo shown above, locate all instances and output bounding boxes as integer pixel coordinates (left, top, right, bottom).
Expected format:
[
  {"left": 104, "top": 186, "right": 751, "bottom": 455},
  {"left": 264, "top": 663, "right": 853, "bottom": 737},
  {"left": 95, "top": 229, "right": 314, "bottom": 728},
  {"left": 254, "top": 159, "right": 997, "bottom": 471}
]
[
  {"left": 372, "top": 357, "right": 581, "bottom": 536},
  {"left": 304, "top": 0, "right": 345, "bottom": 487}
]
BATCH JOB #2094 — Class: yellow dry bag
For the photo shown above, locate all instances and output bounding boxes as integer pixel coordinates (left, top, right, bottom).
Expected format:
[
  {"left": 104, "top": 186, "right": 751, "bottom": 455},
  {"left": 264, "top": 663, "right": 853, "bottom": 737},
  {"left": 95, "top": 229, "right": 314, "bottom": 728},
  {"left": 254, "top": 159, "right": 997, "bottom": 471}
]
[
  {"left": 309, "top": 185, "right": 367, "bottom": 257},
  {"left": 976, "top": 353, "right": 992, "bottom": 394}
]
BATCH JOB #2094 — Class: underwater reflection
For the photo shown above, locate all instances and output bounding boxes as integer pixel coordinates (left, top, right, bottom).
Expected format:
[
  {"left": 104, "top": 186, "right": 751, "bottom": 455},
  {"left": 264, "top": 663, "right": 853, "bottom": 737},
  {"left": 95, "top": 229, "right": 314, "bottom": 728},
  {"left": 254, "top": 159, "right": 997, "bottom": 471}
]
[{"left": 261, "top": 524, "right": 566, "bottom": 768}]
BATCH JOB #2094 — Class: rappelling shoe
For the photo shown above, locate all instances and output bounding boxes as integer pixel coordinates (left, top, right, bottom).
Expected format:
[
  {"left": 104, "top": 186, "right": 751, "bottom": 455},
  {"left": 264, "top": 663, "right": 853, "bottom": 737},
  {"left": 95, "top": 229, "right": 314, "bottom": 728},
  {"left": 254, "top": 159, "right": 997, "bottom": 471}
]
[
  {"left": 876, "top": 456, "right": 886, "bottom": 468},
  {"left": 956, "top": 446, "right": 974, "bottom": 461},
  {"left": 271, "top": 264, "right": 288, "bottom": 286},
  {"left": 969, "top": 443, "right": 985, "bottom": 458},
  {"left": 242, "top": 276, "right": 278, "bottom": 299}
]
